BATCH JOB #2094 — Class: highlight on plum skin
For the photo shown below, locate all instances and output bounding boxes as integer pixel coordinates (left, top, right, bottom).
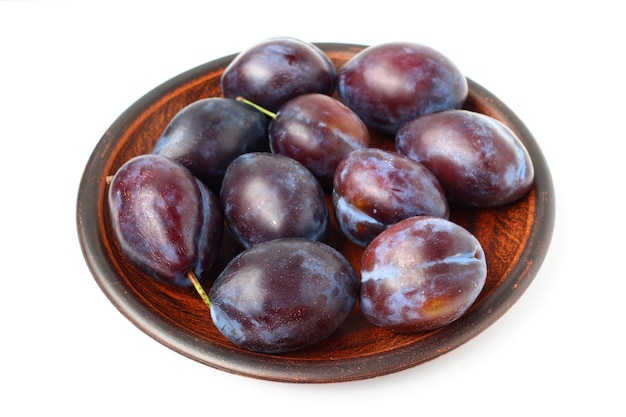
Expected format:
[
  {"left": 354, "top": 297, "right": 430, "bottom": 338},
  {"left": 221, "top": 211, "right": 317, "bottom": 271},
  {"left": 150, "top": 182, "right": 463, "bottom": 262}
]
[
  {"left": 359, "top": 216, "right": 487, "bottom": 333},
  {"left": 107, "top": 154, "right": 224, "bottom": 287},
  {"left": 395, "top": 109, "right": 534, "bottom": 207},
  {"left": 209, "top": 238, "right": 359, "bottom": 354},
  {"left": 332, "top": 148, "right": 449, "bottom": 248}
]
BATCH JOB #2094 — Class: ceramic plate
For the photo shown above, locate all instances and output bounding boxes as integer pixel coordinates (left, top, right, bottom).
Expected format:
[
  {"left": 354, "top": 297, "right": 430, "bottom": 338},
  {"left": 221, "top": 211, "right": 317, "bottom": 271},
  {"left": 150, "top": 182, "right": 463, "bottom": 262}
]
[{"left": 76, "top": 43, "right": 555, "bottom": 383}]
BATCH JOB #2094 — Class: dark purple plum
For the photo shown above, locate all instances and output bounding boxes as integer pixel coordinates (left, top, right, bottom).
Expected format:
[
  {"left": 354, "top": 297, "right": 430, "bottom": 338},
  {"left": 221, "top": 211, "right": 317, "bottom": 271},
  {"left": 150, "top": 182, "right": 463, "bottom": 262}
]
[
  {"left": 360, "top": 216, "right": 487, "bottom": 333},
  {"left": 209, "top": 238, "right": 358, "bottom": 354},
  {"left": 396, "top": 109, "right": 534, "bottom": 207},
  {"left": 220, "top": 152, "right": 328, "bottom": 248},
  {"left": 332, "top": 148, "right": 449, "bottom": 247},
  {"left": 108, "top": 154, "right": 224, "bottom": 287},
  {"left": 269, "top": 93, "right": 370, "bottom": 185},
  {"left": 152, "top": 97, "right": 268, "bottom": 189},
  {"left": 221, "top": 37, "right": 337, "bottom": 113},
  {"left": 338, "top": 42, "right": 467, "bottom": 136}
]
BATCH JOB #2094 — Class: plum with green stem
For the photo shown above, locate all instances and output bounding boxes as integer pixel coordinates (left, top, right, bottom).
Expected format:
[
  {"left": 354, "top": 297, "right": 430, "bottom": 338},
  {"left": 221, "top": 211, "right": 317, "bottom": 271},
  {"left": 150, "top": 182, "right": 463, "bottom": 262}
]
[{"left": 238, "top": 95, "right": 370, "bottom": 186}]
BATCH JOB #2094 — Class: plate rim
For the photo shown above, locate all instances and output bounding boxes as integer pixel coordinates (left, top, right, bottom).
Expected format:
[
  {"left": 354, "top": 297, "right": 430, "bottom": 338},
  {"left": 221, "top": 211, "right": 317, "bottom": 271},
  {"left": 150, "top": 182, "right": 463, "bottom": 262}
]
[{"left": 76, "top": 42, "right": 555, "bottom": 383}]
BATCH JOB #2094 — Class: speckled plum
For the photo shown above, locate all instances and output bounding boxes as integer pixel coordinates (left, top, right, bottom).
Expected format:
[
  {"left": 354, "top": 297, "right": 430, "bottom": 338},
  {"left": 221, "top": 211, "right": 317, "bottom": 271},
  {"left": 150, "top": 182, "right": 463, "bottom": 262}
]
[
  {"left": 360, "top": 216, "right": 487, "bottom": 332},
  {"left": 220, "top": 152, "right": 328, "bottom": 248},
  {"left": 332, "top": 148, "right": 449, "bottom": 247},
  {"left": 396, "top": 109, "right": 534, "bottom": 207},
  {"left": 209, "top": 238, "right": 359, "bottom": 354},
  {"left": 338, "top": 42, "right": 467, "bottom": 136}
]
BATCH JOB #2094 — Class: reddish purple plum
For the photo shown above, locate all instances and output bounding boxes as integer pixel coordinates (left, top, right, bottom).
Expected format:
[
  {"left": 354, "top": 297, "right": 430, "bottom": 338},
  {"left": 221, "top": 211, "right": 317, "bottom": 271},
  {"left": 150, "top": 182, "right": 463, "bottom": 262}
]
[
  {"left": 108, "top": 154, "right": 223, "bottom": 287},
  {"left": 269, "top": 93, "right": 370, "bottom": 185},
  {"left": 396, "top": 109, "right": 534, "bottom": 207},
  {"left": 360, "top": 216, "right": 487, "bottom": 332},
  {"left": 332, "top": 148, "right": 449, "bottom": 247},
  {"left": 338, "top": 42, "right": 467, "bottom": 136}
]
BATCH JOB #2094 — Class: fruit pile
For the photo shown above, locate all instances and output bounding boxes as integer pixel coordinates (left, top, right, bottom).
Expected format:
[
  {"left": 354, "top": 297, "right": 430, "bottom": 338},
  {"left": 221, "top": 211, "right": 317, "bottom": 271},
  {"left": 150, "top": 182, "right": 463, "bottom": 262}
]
[{"left": 106, "top": 37, "right": 534, "bottom": 354}]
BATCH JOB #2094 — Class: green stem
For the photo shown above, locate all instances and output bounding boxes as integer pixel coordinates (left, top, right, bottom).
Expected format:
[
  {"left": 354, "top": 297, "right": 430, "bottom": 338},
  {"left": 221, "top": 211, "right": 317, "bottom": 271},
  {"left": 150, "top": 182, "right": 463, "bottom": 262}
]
[
  {"left": 236, "top": 96, "right": 277, "bottom": 119},
  {"left": 186, "top": 270, "right": 211, "bottom": 310}
]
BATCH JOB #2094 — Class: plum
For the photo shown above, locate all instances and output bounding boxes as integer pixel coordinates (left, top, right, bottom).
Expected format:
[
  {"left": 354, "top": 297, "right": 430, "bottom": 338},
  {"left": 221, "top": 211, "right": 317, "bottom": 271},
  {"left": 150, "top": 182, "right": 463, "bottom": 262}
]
[
  {"left": 332, "top": 148, "right": 449, "bottom": 247},
  {"left": 269, "top": 93, "right": 370, "bottom": 185},
  {"left": 152, "top": 97, "right": 268, "bottom": 189},
  {"left": 220, "top": 152, "right": 328, "bottom": 248},
  {"left": 107, "top": 154, "right": 223, "bottom": 286},
  {"left": 396, "top": 109, "right": 534, "bottom": 207},
  {"left": 360, "top": 216, "right": 487, "bottom": 332},
  {"left": 221, "top": 37, "right": 336, "bottom": 113},
  {"left": 209, "top": 238, "right": 358, "bottom": 353},
  {"left": 338, "top": 42, "right": 467, "bottom": 136}
]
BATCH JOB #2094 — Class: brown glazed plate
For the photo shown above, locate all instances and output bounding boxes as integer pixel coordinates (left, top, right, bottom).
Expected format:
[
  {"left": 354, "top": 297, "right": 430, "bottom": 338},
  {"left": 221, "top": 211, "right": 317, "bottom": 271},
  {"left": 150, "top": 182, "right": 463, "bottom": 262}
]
[{"left": 76, "top": 43, "right": 555, "bottom": 383}]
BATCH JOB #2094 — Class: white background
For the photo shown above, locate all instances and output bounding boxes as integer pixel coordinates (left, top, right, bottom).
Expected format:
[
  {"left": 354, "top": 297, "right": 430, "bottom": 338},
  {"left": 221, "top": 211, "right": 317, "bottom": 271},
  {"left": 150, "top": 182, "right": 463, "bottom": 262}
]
[{"left": 2, "top": 1, "right": 624, "bottom": 415}]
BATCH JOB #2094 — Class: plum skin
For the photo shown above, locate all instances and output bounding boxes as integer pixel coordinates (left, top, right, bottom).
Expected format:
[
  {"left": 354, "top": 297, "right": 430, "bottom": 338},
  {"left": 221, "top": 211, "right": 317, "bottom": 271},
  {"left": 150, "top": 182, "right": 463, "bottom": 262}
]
[
  {"left": 107, "top": 154, "right": 224, "bottom": 287},
  {"left": 360, "top": 216, "right": 487, "bottom": 332},
  {"left": 209, "top": 238, "right": 359, "bottom": 354}
]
